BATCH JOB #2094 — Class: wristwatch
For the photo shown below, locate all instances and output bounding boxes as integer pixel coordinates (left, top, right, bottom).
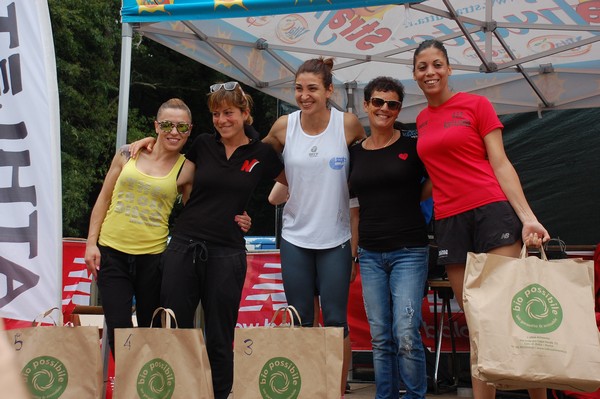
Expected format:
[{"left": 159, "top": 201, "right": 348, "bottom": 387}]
[{"left": 352, "top": 256, "right": 359, "bottom": 264}]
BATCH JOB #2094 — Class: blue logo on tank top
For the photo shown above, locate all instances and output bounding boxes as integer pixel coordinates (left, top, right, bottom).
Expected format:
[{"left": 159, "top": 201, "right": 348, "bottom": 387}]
[{"left": 329, "top": 157, "right": 347, "bottom": 170}]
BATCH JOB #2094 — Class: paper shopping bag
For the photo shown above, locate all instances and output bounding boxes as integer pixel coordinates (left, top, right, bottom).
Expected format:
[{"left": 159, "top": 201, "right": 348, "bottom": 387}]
[
  {"left": 233, "top": 306, "right": 344, "bottom": 399},
  {"left": 5, "top": 323, "right": 103, "bottom": 398},
  {"left": 463, "top": 246, "right": 600, "bottom": 392},
  {"left": 114, "top": 307, "right": 214, "bottom": 399},
  {"left": 0, "top": 318, "right": 34, "bottom": 399}
]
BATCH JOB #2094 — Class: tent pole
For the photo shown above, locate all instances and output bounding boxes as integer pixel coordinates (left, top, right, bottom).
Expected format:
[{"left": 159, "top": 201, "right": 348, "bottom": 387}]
[
  {"left": 116, "top": 23, "right": 133, "bottom": 149},
  {"left": 345, "top": 81, "right": 357, "bottom": 114}
]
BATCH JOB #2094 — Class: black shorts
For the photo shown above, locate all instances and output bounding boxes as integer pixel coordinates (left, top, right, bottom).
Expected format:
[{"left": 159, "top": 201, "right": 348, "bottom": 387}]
[{"left": 435, "top": 201, "right": 522, "bottom": 265}]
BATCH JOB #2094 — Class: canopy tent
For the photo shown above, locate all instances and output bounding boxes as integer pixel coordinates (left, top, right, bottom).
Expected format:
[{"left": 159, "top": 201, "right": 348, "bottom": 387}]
[{"left": 118, "top": 0, "right": 600, "bottom": 146}]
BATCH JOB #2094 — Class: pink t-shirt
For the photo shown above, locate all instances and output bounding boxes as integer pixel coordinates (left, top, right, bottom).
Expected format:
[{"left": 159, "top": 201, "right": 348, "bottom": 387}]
[{"left": 416, "top": 92, "right": 506, "bottom": 219}]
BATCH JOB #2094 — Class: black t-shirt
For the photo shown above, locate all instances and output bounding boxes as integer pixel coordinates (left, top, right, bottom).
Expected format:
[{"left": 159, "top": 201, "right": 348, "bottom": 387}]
[
  {"left": 349, "top": 135, "right": 429, "bottom": 252},
  {"left": 173, "top": 130, "right": 283, "bottom": 249}
]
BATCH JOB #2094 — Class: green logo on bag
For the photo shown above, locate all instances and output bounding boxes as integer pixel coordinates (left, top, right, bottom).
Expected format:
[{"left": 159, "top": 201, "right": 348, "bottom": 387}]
[
  {"left": 511, "top": 284, "right": 563, "bottom": 333},
  {"left": 136, "top": 358, "right": 175, "bottom": 399},
  {"left": 21, "top": 355, "right": 68, "bottom": 399},
  {"left": 258, "top": 356, "right": 301, "bottom": 399}
]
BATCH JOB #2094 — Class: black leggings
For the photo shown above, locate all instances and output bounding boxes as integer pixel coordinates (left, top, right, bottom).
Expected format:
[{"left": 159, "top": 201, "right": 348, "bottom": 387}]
[
  {"left": 96, "top": 245, "right": 162, "bottom": 356},
  {"left": 160, "top": 235, "right": 247, "bottom": 399},
  {"left": 280, "top": 238, "right": 351, "bottom": 336}
]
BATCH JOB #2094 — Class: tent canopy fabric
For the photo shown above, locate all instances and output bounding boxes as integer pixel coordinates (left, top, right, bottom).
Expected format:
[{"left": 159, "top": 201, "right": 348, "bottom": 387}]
[{"left": 120, "top": 0, "right": 600, "bottom": 127}]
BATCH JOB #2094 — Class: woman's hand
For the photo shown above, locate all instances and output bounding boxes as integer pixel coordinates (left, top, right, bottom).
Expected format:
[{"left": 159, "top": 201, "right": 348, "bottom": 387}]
[
  {"left": 522, "top": 220, "right": 550, "bottom": 248},
  {"left": 84, "top": 244, "right": 101, "bottom": 279},
  {"left": 129, "top": 137, "right": 157, "bottom": 158},
  {"left": 235, "top": 211, "right": 252, "bottom": 233}
]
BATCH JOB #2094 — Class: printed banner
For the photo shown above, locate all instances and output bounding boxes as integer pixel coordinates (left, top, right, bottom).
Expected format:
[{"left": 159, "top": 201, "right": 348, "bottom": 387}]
[
  {"left": 17, "top": 239, "right": 472, "bottom": 356},
  {"left": 62, "top": 239, "right": 93, "bottom": 318},
  {"left": 238, "top": 251, "right": 470, "bottom": 352},
  {"left": 121, "top": 0, "right": 419, "bottom": 22},
  {"left": 0, "top": 1, "right": 62, "bottom": 327}
]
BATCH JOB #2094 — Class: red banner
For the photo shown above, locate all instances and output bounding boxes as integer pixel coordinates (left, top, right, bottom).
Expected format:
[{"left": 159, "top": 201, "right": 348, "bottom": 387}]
[
  {"left": 238, "top": 251, "right": 470, "bottom": 352},
  {"left": 61, "top": 239, "right": 93, "bottom": 319},
  {"left": 4, "top": 240, "right": 472, "bottom": 356}
]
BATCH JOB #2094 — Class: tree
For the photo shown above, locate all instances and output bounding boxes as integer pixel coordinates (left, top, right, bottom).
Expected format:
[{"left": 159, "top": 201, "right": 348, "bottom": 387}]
[{"left": 51, "top": 0, "right": 121, "bottom": 237}]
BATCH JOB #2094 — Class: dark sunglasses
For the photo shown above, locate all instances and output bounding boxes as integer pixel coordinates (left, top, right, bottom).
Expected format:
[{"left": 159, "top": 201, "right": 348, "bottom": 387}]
[
  {"left": 156, "top": 120, "right": 192, "bottom": 135},
  {"left": 369, "top": 97, "right": 402, "bottom": 111},
  {"left": 210, "top": 81, "right": 240, "bottom": 93}
]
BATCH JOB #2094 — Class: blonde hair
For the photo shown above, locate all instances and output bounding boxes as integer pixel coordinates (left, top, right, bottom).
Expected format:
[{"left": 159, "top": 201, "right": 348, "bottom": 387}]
[{"left": 156, "top": 98, "right": 192, "bottom": 121}]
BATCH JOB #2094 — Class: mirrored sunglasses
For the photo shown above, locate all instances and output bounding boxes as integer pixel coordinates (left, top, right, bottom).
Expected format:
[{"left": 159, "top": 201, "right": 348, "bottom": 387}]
[
  {"left": 370, "top": 97, "right": 402, "bottom": 111},
  {"left": 157, "top": 120, "right": 191, "bottom": 134},
  {"left": 210, "top": 81, "right": 240, "bottom": 93}
]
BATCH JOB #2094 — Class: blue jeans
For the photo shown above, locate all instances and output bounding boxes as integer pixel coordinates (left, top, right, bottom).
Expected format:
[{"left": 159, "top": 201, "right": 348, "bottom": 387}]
[{"left": 359, "top": 246, "right": 429, "bottom": 399}]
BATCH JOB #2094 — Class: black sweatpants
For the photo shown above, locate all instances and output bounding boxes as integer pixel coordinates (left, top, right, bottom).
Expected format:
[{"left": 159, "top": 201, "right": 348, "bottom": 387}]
[
  {"left": 96, "top": 245, "right": 162, "bottom": 356},
  {"left": 160, "top": 235, "right": 247, "bottom": 399}
]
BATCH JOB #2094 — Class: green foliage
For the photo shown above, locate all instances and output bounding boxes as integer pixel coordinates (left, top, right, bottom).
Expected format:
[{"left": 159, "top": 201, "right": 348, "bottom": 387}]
[{"left": 50, "top": 0, "right": 121, "bottom": 236}]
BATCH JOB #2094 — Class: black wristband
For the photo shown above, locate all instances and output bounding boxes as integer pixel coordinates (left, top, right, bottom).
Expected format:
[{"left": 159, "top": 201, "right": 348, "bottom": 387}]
[{"left": 352, "top": 256, "right": 359, "bottom": 263}]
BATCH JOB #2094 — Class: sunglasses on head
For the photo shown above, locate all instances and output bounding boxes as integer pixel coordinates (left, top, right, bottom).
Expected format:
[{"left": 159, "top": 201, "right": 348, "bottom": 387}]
[
  {"left": 369, "top": 97, "right": 402, "bottom": 111},
  {"left": 210, "top": 81, "right": 240, "bottom": 93},
  {"left": 156, "top": 120, "right": 192, "bottom": 135}
]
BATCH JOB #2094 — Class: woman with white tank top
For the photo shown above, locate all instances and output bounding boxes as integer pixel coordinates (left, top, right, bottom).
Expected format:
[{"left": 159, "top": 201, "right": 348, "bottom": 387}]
[{"left": 263, "top": 57, "right": 366, "bottom": 399}]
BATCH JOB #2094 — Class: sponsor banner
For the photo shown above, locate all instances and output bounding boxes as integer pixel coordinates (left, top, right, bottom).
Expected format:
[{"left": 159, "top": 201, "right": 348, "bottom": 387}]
[
  {"left": 0, "top": 0, "right": 61, "bottom": 327},
  {"left": 237, "top": 252, "right": 287, "bottom": 328},
  {"left": 61, "top": 239, "right": 93, "bottom": 319},
  {"left": 239, "top": 251, "right": 470, "bottom": 352},
  {"left": 54, "top": 245, "right": 591, "bottom": 353},
  {"left": 15, "top": 239, "right": 473, "bottom": 355}
]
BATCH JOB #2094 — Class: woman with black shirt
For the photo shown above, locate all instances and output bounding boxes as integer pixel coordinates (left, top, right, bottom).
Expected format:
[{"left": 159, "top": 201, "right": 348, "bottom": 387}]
[{"left": 349, "top": 77, "right": 431, "bottom": 399}]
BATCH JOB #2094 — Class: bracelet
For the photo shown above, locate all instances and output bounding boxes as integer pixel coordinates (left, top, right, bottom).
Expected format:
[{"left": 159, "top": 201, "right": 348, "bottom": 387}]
[{"left": 352, "top": 256, "right": 359, "bottom": 263}]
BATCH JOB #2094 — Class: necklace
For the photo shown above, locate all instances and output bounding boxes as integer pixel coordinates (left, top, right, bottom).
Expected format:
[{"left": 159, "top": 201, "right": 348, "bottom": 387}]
[{"left": 367, "top": 131, "right": 395, "bottom": 150}]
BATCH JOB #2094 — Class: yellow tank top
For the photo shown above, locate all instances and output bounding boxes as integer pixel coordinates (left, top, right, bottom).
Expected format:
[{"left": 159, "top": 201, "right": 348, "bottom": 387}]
[{"left": 98, "top": 154, "right": 186, "bottom": 254}]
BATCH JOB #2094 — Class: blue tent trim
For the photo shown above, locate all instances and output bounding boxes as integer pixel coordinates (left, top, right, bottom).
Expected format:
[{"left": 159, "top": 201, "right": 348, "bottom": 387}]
[{"left": 121, "top": 0, "right": 422, "bottom": 23}]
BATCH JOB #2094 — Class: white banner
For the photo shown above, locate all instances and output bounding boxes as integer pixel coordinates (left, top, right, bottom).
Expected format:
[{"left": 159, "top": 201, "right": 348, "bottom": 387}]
[{"left": 0, "top": 0, "right": 61, "bottom": 323}]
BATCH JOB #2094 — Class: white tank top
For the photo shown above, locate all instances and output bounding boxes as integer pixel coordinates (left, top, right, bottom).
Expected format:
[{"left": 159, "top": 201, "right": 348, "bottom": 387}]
[{"left": 281, "top": 108, "right": 350, "bottom": 249}]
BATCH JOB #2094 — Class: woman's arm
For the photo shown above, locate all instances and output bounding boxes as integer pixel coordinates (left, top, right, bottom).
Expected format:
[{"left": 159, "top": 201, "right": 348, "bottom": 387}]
[
  {"left": 484, "top": 129, "right": 550, "bottom": 246},
  {"left": 176, "top": 159, "right": 196, "bottom": 205},
  {"left": 129, "top": 136, "right": 157, "bottom": 158},
  {"left": 268, "top": 181, "right": 289, "bottom": 206},
  {"left": 343, "top": 112, "right": 367, "bottom": 146},
  {"left": 262, "top": 116, "right": 288, "bottom": 154},
  {"left": 349, "top": 202, "right": 360, "bottom": 283},
  {"left": 84, "top": 148, "right": 128, "bottom": 278}
]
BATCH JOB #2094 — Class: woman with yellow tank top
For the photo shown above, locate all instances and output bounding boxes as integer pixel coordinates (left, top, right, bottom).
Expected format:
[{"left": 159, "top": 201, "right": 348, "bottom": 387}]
[
  {"left": 84, "top": 98, "right": 192, "bottom": 356},
  {"left": 84, "top": 98, "right": 252, "bottom": 356}
]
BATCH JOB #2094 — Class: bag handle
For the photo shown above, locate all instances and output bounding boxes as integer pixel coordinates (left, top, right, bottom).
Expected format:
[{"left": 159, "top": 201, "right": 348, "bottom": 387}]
[
  {"left": 520, "top": 244, "right": 548, "bottom": 261},
  {"left": 150, "top": 307, "right": 179, "bottom": 329},
  {"left": 269, "top": 306, "right": 302, "bottom": 328},
  {"left": 32, "top": 307, "right": 60, "bottom": 326}
]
